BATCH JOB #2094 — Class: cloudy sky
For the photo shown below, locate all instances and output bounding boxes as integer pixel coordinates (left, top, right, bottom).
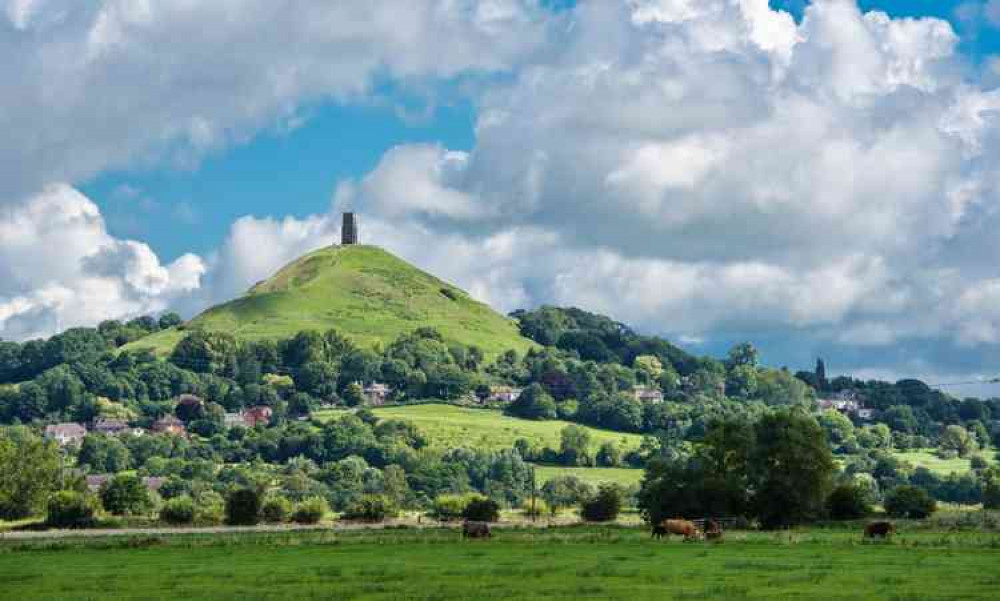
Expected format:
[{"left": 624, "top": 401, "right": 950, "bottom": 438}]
[{"left": 4, "top": 0, "right": 1000, "bottom": 391}]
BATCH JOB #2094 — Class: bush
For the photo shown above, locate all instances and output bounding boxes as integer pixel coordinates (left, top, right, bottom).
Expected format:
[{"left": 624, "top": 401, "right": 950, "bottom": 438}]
[
  {"left": 195, "top": 491, "right": 225, "bottom": 525},
  {"left": 100, "top": 475, "right": 152, "bottom": 516},
  {"left": 463, "top": 497, "right": 500, "bottom": 523},
  {"left": 159, "top": 496, "right": 196, "bottom": 525},
  {"left": 261, "top": 496, "right": 293, "bottom": 523},
  {"left": 225, "top": 488, "right": 263, "bottom": 526},
  {"left": 581, "top": 484, "right": 623, "bottom": 522},
  {"left": 521, "top": 498, "right": 549, "bottom": 519},
  {"left": 884, "top": 485, "right": 937, "bottom": 519},
  {"left": 970, "top": 455, "right": 989, "bottom": 471},
  {"left": 342, "top": 494, "right": 397, "bottom": 522},
  {"left": 292, "top": 497, "right": 329, "bottom": 524},
  {"left": 431, "top": 494, "right": 477, "bottom": 522},
  {"left": 46, "top": 491, "right": 98, "bottom": 529},
  {"left": 826, "top": 484, "right": 871, "bottom": 520}
]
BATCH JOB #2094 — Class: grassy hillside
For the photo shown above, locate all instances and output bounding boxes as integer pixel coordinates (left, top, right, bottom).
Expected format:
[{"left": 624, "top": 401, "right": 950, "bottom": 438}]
[
  {"left": 125, "top": 245, "right": 535, "bottom": 358},
  {"left": 533, "top": 465, "right": 644, "bottom": 487},
  {"left": 892, "top": 448, "right": 997, "bottom": 475},
  {"left": 343, "top": 404, "right": 644, "bottom": 454}
]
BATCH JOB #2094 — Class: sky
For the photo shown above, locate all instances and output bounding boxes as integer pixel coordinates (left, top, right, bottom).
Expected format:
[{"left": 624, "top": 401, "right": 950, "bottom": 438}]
[{"left": 4, "top": 0, "right": 1000, "bottom": 394}]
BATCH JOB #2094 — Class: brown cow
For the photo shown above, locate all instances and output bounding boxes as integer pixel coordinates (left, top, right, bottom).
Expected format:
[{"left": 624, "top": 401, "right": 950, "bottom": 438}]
[
  {"left": 653, "top": 519, "right": 701, "bottom": 541},
  {"left": 704, "top": 519, "right": 723, "bottom": 542},
  {"left": 864, "top": 521, "right": 894, "bottom": 539},
  {"left": 462, "top": 520, "right": 492, "bottom": 539}
]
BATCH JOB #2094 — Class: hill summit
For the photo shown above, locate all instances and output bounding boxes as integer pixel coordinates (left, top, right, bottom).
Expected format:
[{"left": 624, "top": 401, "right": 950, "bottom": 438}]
[{"left": 127, "top": 245, "right": 535, "bottom": 357}]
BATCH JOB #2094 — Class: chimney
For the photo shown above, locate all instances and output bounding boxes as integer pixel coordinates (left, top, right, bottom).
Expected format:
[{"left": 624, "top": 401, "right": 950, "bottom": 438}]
[{"left": 342, "top": 212, "right": 358, "bottom": 245}]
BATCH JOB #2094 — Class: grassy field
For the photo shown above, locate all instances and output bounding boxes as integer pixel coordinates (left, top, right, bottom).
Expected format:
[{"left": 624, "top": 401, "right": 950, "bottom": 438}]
[
  {"left": 893, "top": 448, "right": 996, "bottom": 475},
  {"left": 355, "top": 404, "right": 645, "bottom": 454},
  {"left": 534, "top": 465, "right": 644, "bottom": 487},
  {"left": 1, "top": 526, "right": 998, "bottom": 600},
  {"left": 124, "top": 245, "right": 535, "bottom": 358}
]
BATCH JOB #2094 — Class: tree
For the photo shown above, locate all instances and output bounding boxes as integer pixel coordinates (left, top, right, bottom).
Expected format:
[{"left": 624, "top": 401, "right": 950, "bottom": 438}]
[
  {"left": 46, "top": 491, "right": 99, "bottom": 528},
  {"left": 818, "top": 410, "right": 856, "bottom": 453},
  {"left": 463, "top": 496, "right": 500, "bottom": 522},
  {"left": 292, "top": 496, "right": 328, "bottom": 524},
  {"left": 507, "top": 384, "right": 557, "bottom": 420},
  {"left": 0, "top": 428, "right": 61, "bottom": 519},
  {"left": 884, "top": 485, "right": 936, "bottom": 519},
  {"left": 581, "top": 484, "right": 623, "bottom": 522},
  {"left": 100, "top": 474, "right": 152, "bottom": 516},
  {"left": 158, "top": 312, "right": 184, "bottom": 330},
  {"left": 541, "top": 476, "right": 594, "bottom": 514},
  {"left": 815, "top": 358, "right": 827, "bottom": 391},
  {"left": 78, "top": 435, "right": 131, "bottom": 473},
  {"left": 160, "top": 496, "right": 196, "bottom": 525},
  {"left": 559, "top": 425, "right": 592, "bottom": 466},
  {"left": 752, "top": 411, "right": 835, "bottom": 528},
  {"left": 296, "top": 362, "right": 339, "bottom": 399},
  {"left": 940, "top": 425, "right": 977, "bottom": 458},
  {"left": 726, "top": 364, "right": 758, "bottom": 399},
  {"left": 826, "top": 483, "right": 871, "bottom": 520},
  {"left": 882, "top": 405, "right": 919, "bottom": 433},
  {"left": 342, "top": 494, "right": 397, "bottom": 522},
  {"left": 596, "top": 442, "right": 622, "bottom": 467},
  {"left": 225, "top": 487, "right": 263, "bottom": 525}
]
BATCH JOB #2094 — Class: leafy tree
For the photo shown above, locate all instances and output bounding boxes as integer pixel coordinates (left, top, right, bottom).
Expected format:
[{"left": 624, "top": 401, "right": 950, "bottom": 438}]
[
  {"left": 463, "top": 496, "right": 500, "bottom": 522},
  {"left": 296, "top": 362, "right": 339, "bottom": 399},
  {"left": 100, "top": 474, "right": 152, "bottom": 516},
  {"left": 46, "top": 491, "right": 99, "bottom": 528},
  {"left": 596, "top": 441, "right": 622, "bottom": 467},
  {"left": 826, "top": 483, "right": 871, "bottom": 520},
  {"left": 78, "top": 434, "right": 131, "bottom": 473},
  {"left": 261, "top": 496, "right": 293, "bottom": 523},
  {"left": 158, "top": 313, "right": 184, "bottom": 330},
  {"left": 818, "top": 410, "right": 856, "bottom": 453},
  {"left": 940, "top": 425, "right": 977, "bottom": 458},
  {"left": 0, "top": 428, "right": 61, "bottom": 519},
  {"left": 541, "top": 476, "right": 594, "bottom": 514},
  {"left": 752, "top": 411, "right": 835, "bottom": 528},
  {"left": 559, "top": 425, "right": 592, "bottom": 466},
  {"left": 884, "top": 485, "right": 936, "bottom": 519},
  {"left": 225, "top": 487, "right": 263, "bottom": 525},
  {"left": 581, "top": 484, "right": 623, "bottom": 522},
  {"left": 160, "top": 496, "right": 196, "bottom": 525},
  {"left": 292, "top": 496, "right": 328, "bottom": 524},
  {"left": 342, "top": 494, "right": 397, "bottom": 522},
  {"left": 507, "top": 384, "right": 557, "bottom": 420}
]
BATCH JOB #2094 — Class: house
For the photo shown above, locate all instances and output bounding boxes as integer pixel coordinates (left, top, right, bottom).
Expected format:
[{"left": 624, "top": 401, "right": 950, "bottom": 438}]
[
  {"left": 85, "top": 474, "right": 111, "bottom": 493},
  {"left": 817, "top": 390, "right": 873, "bottom": 420},
  {"left": 152, "top": 415, "right": 186, "bottom": 436},
  {"left": 92, "top": 417, "right": 130, "bottom": 436},
  {"left": 242, "top": 406, "right": 273, "bottom": 428},
  {"left": 362, "top": 383, "right": 393, "bottom": 406},
  {"left": 223, "top": 412, "right": 246, "bottom": 429},
  {"left": 44, "top": 423, "right": 87, "bottom": 446},
  {"left": 856, "top": 408, "right": 875, "bottom": 421},
  {"left": 633, "top": 386, "right": 664, "bottom": 404},
  {"left": 488, "top": 386, "right": 523, "bottom": 403}
]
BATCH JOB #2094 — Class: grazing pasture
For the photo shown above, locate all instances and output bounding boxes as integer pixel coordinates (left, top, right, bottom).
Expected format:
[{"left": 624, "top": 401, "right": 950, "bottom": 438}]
[
  {"left": 893, "top": 448, "right": 997, "bottom": 475},
  {"left": 1, "top": 526, "right": 998, "bottom": 600}
]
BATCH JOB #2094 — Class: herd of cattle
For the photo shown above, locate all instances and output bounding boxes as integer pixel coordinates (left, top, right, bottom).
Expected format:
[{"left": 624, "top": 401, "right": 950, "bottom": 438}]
[{"left": 461, "top": 518, "right": 897, "bottom": 540}]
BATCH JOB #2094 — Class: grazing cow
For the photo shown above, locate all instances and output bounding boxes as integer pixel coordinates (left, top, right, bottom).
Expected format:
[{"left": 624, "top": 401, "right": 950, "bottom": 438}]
[
  {"left": 463, "top": 521, "right": 492, "bottom": 539},
  {"left": 654, "top": 519, "right": 701, "bottom": 541},
  {"left": 704, "top": 519, "right": 723, "bottom": 542},
  {"left": 864, "top": 521, "right": 894, "bottom": 539}
]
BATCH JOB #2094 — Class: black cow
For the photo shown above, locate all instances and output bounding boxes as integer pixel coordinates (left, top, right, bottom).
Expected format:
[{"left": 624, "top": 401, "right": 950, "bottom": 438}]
[
  {"left": 463, "top": 521, "right": 492, "bottom": 539},
  {"left": 864, "top": 521, "right": 895, "bottom": 539}
]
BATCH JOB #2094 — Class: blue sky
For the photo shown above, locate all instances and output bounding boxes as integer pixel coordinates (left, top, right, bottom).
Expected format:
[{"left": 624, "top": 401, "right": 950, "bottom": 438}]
[{"left": 6, "top": 0, "right": 1000, "bottom": 392}]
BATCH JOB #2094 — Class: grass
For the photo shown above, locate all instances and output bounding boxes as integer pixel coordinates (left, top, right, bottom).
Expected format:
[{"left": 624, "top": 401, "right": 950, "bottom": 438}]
[
  {"left": 533, "top": 465, "right": 644, "bottom": 487},
  {"left": 349, "top": 404, "right": 645, "bottom": 454},
  {"left": 123, "top": 245, "right": 536, "bottom": 359},
  {"left": 893, "top": 448, "right": 997, "bottom": 475},
  {"left": 2, "top": 526, "right": 999, "bottom": 600}
]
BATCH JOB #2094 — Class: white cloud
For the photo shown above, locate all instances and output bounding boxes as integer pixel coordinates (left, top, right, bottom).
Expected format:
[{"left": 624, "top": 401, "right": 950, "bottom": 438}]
[{"left": 0, "top": 185, "right": 204, "bottom": 339}]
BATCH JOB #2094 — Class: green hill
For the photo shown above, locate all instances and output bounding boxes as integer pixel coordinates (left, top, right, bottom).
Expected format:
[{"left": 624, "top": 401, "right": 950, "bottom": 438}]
[{"left": 125, "top": 245, "right": 535, "bottom": 358}]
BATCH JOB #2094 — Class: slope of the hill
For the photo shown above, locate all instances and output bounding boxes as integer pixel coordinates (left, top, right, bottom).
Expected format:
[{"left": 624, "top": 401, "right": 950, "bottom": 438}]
[{"left": 125, "top": 245, "right": 535, "bottom": 358}]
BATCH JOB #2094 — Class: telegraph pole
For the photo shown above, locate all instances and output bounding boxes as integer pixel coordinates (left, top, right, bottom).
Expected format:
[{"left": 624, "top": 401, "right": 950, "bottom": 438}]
[{"left": 530, "top": 465, "right": 537, "bottom": 524}]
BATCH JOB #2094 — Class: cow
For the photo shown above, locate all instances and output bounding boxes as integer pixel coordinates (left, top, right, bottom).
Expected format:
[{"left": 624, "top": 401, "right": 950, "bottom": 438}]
[
  {"left": 462, "top": 520, "right": 492, "bottom": 539},
  {"left": 653, "top": 519, "right": 701, "bottom": 541},
  {"left": 704, "top": 519, "right": 723, "bottom": 542},
  {"left": 864, "top": 521, "right": 895, "bottom": 539}
]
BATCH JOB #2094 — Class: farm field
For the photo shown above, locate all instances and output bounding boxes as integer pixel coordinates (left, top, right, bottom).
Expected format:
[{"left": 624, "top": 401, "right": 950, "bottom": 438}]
[
  {"left": 1, "top": 526, "right": 998, "bottom": 600},
  {"left": 358, "top": 404, "right": 645, "bottom": 453},
  {"left": 893, "top": 448, "right": 997, "bottom": 475},
  {"left": 533, "top": 465, "right": 644, "bottom": 487}
]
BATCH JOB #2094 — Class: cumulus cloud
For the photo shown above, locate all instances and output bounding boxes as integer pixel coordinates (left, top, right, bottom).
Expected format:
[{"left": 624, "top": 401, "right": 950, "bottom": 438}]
[{"left": 0, "top": 185, "right": 203, "bottom": 339}]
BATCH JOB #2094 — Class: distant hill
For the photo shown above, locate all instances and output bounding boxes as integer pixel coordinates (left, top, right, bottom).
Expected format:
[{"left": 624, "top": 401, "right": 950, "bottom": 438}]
[{"left": 124, "top": 245, "right": 536, "bottom": 358}]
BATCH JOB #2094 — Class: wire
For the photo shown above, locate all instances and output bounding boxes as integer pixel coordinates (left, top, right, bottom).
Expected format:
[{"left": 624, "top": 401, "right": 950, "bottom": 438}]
[{"left": 928, "top": 378, "right": 1000, "bottom": 388}]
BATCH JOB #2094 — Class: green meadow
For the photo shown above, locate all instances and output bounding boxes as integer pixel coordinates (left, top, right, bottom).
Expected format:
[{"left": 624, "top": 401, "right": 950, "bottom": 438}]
[
  {"left": 892, "top": 448, "right": 997, "bottom": 475},
  {"left": 1, "top": 526, "right": 998, "bottom": 600}
]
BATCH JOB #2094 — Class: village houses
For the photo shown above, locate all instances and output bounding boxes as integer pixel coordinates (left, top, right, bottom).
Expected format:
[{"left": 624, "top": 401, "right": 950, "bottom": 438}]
[{"left": 44, "top": 423, "right": 87, "bottom": 447}]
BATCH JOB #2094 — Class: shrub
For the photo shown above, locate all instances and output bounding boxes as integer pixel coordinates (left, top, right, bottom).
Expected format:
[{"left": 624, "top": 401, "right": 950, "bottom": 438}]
[
  {"left": 159, "top": 496, "right": 196, "bottom": 525},
  {"left": 225, "top": 488, "right": 263, "bottom": 526},
  {"left": 826, "top": 484, "right": 871, "bottom": 520},
  {"left": 342, "top": 494, "right": 397, "bottom": 522},
  {"left": 884, "top": 485, "right": 937, "bottom": 519},
  {"left": 46, "top": 491, "right": 98, "bottom": 529},
  {"left": 970, "top": 455, "right": 989, "bottom": 471},
  {"left": 521, "top": 498, "right": 549, "bottom": 519},
  {"left": 261, "top": 496, "right": 293, "bottom": 523},
  {"left": 292, "top": 496, "right": 329, "bottom": 524},
  {"left": 432, "top": 494, "right": 477, "bottom": 522},
  {"left": 581, "top": 484, "right": 623, "bottom": 522},
  {"left": 195, "top": 491, "right": 225, "bottom": 525},
  {"left": 100, "top": 475, "right": 152, "bottom": 516},
  {"left": 463, "top": 497, "right": 500, "bottom": 523}
]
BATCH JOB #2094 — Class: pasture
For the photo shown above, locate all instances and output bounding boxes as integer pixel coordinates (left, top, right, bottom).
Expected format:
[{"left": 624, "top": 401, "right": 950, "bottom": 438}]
[
  {"left": 1, "top": 525, "right": 998, "bottom": 600},
  {"left": 893, "top": 448, "right": 997, "bottom": 475}
]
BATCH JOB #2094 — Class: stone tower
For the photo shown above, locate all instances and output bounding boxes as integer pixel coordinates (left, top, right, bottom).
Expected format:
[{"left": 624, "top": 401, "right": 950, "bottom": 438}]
[{"left": 342, "top": 212, "right": 358, "bottom": 245}]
